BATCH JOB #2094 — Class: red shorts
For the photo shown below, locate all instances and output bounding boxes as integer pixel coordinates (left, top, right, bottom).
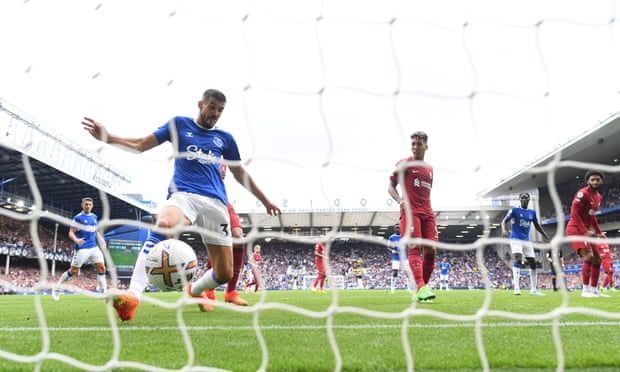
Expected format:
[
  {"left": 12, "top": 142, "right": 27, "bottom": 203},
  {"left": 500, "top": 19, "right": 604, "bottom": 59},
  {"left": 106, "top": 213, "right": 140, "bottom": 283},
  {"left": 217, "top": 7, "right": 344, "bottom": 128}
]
[
  {"left": 566, "top": 228, "right": 593, "bottom": 255},
  {"left": 399, "top": 212, "right": 438, "bottom": 242},
  {"left": 569, "top": 241, "right": 593, "bottom": 255}
]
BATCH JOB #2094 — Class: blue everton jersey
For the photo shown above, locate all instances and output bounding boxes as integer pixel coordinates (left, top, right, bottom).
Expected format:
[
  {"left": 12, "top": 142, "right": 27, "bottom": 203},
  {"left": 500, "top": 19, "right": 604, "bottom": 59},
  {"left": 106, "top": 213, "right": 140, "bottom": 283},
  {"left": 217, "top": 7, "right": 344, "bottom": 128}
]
[
  {"left": 153, "top": 116, "right": 241, "bottom": 205},
  {"left": 72, "top": 212, "right": 98, "bottom": 250},
  {"left": 388, "top": 234, "right": 401, "bottom": 260},
  {"left": 439, "top": 261, "right": 451, "bottom": 275},
  {"left": 505, "top": 206, "right": 539, "bottom": 241}
]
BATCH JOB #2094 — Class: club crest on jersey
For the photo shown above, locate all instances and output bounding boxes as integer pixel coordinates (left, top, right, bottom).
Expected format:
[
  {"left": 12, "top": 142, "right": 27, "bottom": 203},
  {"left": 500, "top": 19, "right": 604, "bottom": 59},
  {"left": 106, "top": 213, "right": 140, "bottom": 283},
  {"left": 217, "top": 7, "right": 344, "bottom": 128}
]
[{"left": 213, "top": 137, "right": 224, "bottom": 148}]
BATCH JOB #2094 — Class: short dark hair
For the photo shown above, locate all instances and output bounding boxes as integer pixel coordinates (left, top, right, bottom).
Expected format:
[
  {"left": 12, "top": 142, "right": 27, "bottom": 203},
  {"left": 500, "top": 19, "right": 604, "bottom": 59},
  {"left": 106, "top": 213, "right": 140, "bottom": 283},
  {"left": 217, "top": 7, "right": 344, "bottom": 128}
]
[
  {"left": 519, "top": 193, "right": 530, "bottom": 199},
  {"left": 584, "top": 170, "right": 604, "bottom": 181},
  {"left": 202, "top": 89, "right": 226, "bottom": 103},
  {"left": 82, "top": 197, "right": 93, "bottom": 203},
  {"left": 410, "top": 131, "right": 428, "bottom": 143}
]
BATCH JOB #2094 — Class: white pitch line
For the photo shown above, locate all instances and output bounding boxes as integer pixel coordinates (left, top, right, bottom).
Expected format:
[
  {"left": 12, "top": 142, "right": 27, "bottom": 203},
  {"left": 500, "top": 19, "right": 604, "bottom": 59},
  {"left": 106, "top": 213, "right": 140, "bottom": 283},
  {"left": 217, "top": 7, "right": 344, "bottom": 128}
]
[{"left": 1, "top": 320, "right": 619, "bottom": 333}]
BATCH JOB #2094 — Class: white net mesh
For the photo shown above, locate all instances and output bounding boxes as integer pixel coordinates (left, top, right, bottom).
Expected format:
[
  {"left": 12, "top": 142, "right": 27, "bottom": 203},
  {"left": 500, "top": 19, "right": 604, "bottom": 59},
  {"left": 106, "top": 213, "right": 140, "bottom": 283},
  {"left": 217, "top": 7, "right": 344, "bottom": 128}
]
[{"left": 1, "top": 1, "right": 620, "bottom": 371}]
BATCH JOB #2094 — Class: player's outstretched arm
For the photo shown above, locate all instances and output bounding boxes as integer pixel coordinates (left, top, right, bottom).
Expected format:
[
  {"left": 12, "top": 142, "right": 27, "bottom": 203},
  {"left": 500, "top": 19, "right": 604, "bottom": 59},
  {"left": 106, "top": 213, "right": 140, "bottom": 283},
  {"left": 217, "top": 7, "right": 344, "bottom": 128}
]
[
  {"left": 229, "top": 165, "right": 281, "bottom": 216},
  {"left": 81, "top": 117, "right": 158, "bottom": 153},
  {"left": 533, "top": 221, "right": 550, "bottom": 241}
]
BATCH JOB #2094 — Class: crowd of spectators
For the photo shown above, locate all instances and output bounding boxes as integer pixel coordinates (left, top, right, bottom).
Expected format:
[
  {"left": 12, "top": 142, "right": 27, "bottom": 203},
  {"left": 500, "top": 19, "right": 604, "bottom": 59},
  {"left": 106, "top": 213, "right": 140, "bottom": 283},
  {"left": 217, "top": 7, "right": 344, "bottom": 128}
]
[
  {"left": 244, "top": 242, "right": 597, "bottom": 291},
  {"left": 1, "top": 216, "right": 617, "bottom": 294},
  {"left": 542, "top": 177, "right": 620, "bottom": 220},
  {"left": 0, "top": 215, "right": 74, "bottom": 255}
]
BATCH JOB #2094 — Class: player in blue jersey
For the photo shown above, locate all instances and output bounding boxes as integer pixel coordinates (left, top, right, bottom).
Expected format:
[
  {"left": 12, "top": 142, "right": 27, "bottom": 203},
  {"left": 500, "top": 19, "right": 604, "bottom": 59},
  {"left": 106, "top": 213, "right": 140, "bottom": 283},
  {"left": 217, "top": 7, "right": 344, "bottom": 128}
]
[
  {"left": 52, "top": 197, "right": 107, "bottom": 300},
  {"left": 82, "top": 89, "right": 281, "bottom": 321},
  {"left": 501, "top": 192, "right": 550, "bottom": 296},
  {"left": 438, "top": 257, "right": 451, "bottom": 290},
  {"left": 387, "top": 232, "right": 413, "bottom": 293}
]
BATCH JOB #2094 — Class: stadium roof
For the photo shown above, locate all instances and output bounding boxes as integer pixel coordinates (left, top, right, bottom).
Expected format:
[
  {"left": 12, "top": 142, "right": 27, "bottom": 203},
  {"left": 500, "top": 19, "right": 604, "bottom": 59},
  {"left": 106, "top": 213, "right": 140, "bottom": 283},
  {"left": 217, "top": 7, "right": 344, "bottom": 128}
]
[
  {"left": 0, "top": 145, "right": 151, "bottom": 221},
  {"left": 2, "top": 111, "right": 618, "bottom": 243},
  {"left": 480, "top": 112, "right": 620, "bottom": 198},
  {"left": 0, "top": 140, "right": 507, "bottom": 242},
  {"left": 238, "top": 207, "right": 507, "bottom": 243}
]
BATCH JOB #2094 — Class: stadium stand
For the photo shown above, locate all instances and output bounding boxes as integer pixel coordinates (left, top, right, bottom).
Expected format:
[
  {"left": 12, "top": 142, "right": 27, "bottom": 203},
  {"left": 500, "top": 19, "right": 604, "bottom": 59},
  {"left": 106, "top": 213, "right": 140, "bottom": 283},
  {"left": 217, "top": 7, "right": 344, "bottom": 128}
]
[{"left": 1, "top": 99, "right": 619, "bottom": 293}]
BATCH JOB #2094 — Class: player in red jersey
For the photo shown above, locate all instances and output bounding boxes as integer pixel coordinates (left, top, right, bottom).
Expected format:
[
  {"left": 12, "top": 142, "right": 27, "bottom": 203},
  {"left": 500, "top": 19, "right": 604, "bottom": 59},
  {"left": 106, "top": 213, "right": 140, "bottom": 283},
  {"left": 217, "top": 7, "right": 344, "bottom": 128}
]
[
  {"left": 203, "top": 164, "right": 249, "bottom": 307},
  {"left": 566, "top": 170, "right": 609, "bottom": 298},
  {"left": 598, "top": 240, "right": 616, "bottom": 293},
  {"left": 388, "top": 131, "right": 438, "bottom": 302},
  {"left": 244, "top": 244, "right": 262, "bottom": 293},
  {"left": 312, "top": 236, "right": 327, "bottom": 293}
]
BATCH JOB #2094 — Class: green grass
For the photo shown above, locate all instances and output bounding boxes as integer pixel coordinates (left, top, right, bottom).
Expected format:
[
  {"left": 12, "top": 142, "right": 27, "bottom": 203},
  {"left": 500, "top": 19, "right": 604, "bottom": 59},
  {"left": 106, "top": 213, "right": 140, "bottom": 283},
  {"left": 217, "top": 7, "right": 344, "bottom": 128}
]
[{"left": 0, "top": 289, "right": 619, "bottom": 371}]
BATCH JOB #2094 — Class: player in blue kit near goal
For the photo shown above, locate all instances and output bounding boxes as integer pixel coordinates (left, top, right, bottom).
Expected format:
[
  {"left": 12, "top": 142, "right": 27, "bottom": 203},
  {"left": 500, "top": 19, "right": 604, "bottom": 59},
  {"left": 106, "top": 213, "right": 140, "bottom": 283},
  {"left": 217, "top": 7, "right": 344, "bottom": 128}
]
[
  {"left": 81, "top": 89, "right": 281, "bottom": 321},
  {"left": 387, "top": 231, "right": 414, "bottom": 293},
  {"left": 438, "top": 257, "right": 451, "bottom": 291},
  {"left": 501, "top": 192, "right": 550, "bottom": 296},
  {"left": 52, "top": 197, "right": 107, "bottom": 300}
]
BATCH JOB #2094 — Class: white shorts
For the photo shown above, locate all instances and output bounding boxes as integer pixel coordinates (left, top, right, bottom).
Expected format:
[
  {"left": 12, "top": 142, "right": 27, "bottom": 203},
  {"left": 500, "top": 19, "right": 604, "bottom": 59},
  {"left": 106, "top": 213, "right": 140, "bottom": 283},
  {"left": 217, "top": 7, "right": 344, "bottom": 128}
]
[
  {"left": 440, "top": 274, "right": 448, "bottom": 281},
  {"left": 71, "top": 247, "right": 104, "bottom": 268},
  {"left": 510, "top": 240, "right": 535, "bottom": 258},
  {"left": 392, "top": 260, "right": 401, "bottom": 270},
  {"left": 163, "top": 192, "right": 232, "bottom": 246}
]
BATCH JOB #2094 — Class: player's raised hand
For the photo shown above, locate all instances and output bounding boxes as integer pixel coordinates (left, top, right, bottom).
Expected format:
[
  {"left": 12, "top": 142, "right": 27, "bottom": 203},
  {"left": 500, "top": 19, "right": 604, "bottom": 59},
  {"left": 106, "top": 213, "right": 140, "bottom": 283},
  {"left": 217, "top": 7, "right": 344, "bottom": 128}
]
[
  {"left": 264, "top": 201, "right": 281, "bottom": 216},
  {"left": 81, "top": 117, "right": 109, "bottom": 143}
]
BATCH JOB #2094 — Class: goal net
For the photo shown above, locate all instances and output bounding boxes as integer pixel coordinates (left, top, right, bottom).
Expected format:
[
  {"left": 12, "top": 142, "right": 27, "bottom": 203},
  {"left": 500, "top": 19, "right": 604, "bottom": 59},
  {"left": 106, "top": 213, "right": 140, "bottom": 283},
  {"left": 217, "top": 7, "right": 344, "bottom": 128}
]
[{"left": 1, "top": 1, "right": 620, "bottom": 371}]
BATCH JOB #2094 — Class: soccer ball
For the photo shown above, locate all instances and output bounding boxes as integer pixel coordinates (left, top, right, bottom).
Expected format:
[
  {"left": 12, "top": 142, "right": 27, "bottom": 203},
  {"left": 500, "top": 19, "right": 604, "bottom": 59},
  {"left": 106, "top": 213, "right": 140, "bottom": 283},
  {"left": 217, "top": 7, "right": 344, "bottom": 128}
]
[{"left": 145, "top": 239, "right": 198, "bottom": 291}]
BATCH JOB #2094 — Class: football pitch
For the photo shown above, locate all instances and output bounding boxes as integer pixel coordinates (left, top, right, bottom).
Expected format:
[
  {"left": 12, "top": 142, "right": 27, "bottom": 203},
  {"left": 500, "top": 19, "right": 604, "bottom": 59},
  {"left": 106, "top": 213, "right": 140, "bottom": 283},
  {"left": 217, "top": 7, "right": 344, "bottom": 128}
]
[{"left": 0, "top": 289, "right": 619, "bottom": 371}]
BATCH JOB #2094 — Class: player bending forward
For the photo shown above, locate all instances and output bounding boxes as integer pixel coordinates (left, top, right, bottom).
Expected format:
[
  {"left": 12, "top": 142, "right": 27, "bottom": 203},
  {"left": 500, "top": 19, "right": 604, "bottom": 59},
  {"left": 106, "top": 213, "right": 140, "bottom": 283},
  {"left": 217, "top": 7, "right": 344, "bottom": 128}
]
[{"left": 82, "top": 89, "right": 280, "bottom": 321}]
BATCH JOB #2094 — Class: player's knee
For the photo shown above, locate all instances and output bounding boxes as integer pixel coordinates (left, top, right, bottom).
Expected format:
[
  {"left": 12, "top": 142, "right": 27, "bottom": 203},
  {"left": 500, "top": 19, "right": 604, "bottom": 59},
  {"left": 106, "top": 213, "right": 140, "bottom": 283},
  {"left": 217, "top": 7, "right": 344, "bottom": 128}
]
[{"left": 155, "top": 217, "right": 187, "bottom": 233}]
